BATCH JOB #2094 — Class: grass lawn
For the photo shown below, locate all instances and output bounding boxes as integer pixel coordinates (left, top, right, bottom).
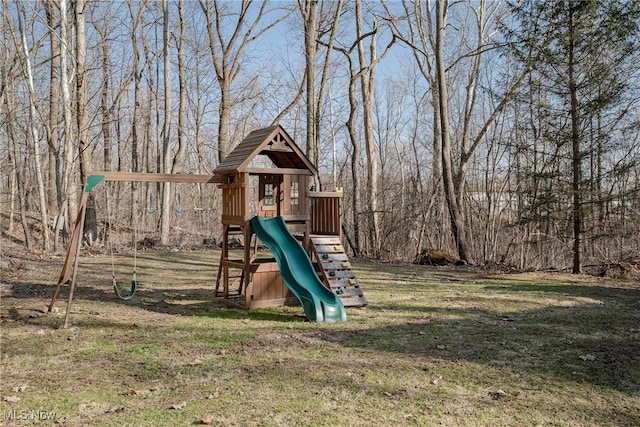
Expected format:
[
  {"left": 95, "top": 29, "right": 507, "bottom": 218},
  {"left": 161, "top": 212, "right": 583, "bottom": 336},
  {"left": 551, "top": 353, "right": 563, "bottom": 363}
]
[{"left": 1, "top": 248, "right": 639, "bottom": 426}]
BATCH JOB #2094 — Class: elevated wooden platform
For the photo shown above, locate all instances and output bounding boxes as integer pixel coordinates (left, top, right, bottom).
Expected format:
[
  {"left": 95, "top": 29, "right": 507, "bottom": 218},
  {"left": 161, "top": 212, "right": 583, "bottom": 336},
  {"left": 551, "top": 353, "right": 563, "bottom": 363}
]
[
  {"left": 214, "top": 222, "right": 299, "bottom": 310},
  {"left": 309, "top": 235, "right": 367, "bottom": 307}
]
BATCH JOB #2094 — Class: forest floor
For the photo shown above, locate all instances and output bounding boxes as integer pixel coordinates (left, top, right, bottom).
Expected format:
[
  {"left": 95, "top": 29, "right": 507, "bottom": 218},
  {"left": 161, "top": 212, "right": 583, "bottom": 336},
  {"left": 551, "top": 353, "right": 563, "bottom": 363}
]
[{"left": 1, "top": 237, "right": 639, "bottom": 426}]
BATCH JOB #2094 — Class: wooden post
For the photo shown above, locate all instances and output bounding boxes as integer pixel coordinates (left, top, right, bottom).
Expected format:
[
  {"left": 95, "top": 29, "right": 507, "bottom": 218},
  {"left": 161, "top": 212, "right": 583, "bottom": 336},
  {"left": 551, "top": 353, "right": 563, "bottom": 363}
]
[
  {"left": 243, "top": 222, "right": 253, "bottom": 307},
  {"left": 48, "top": 191, "right": 89, "bottom": 311},
  {"left": 223, "top": 225, "right": 229, "bottom": 299},
  {"left": 63, "top": 197, "right": 88, "bottom": 328}
]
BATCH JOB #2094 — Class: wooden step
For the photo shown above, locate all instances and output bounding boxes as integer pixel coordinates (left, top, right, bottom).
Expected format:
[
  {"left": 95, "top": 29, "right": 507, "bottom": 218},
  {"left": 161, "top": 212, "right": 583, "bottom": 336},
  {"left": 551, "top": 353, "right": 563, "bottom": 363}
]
[
  {"left": 318, "top": 261, "right": 352, "bottom": 270},
  {"left": 340, "top": 296, "right": 368, "bottom": 307},
  {"left": 313, "top": 246, "right": 345, "bottom": 254},
  {"left": 327, "top": 278, "right": 356, "bottom": 287},
  {"left": 309, "top": 235, "right": 342, "bottom": 244},
  {"left": 333, "top": 287, "right": 363, "bottom": 297},
  {"left": 327, "top": 278, "right": 361, "bottom": 289},
  {"left": 316, "top": 253, "right": 349, "bottom": 262},
  {"left": 324, "top": 270, "right": 356, "bottom": 279}
]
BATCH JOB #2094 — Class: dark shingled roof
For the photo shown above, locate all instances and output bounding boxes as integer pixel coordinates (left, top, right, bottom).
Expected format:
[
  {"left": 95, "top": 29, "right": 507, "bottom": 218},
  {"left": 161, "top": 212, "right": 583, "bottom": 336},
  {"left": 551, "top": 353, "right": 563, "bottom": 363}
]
[{"left": 213, "top": 124, "right": 318, "bottom": 176}]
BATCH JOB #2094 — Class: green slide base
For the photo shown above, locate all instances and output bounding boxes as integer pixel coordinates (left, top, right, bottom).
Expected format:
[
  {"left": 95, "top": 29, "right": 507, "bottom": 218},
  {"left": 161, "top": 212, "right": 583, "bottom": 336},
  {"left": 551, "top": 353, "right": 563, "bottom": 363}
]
[{"left": 251, "top": 216, "right": 346, "bottom": 323}]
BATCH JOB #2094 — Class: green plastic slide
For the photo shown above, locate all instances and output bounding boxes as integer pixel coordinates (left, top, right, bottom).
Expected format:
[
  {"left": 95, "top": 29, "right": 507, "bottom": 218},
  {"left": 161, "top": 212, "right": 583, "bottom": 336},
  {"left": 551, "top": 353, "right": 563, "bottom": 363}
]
[{"left": 250, "top": 216, "right": 346, "bottom": 323}]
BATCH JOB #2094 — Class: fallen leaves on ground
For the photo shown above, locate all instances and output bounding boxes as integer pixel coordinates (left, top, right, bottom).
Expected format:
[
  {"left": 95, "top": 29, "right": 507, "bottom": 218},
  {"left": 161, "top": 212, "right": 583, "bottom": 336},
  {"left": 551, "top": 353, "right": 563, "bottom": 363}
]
[{"left": 170, "top": 401, "right": 187, "bottom": 410}]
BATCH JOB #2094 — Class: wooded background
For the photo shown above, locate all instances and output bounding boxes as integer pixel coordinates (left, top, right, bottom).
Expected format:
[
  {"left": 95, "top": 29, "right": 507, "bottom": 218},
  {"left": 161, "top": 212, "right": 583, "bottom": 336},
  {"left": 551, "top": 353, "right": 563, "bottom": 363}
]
[{"left": 2, "top": 0, "right": 639, "bottom": 273}]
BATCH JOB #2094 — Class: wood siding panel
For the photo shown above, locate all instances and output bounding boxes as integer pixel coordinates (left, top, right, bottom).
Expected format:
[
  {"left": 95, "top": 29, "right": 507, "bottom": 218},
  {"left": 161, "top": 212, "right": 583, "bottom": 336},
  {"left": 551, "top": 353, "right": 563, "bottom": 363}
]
[
  {"left": 310, "top": 193, "right": 342, "bottom": 235},
  {"left": 251, "top": 262, "right": 291, "bottom": 305}
]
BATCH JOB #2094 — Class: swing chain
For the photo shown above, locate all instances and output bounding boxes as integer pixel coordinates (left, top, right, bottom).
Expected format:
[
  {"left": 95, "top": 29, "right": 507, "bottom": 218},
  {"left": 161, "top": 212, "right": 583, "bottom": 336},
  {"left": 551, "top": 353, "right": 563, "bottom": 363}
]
[{"left": 108, "top": 183, "right": 138, "bottom": 301}]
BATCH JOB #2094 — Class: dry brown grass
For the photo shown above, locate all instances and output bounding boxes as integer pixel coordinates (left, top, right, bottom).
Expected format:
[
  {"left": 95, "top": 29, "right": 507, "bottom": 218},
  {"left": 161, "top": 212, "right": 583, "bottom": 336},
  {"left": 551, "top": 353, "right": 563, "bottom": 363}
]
[{"left": 1, "top": 247, "right": 639, "bottom": 426}]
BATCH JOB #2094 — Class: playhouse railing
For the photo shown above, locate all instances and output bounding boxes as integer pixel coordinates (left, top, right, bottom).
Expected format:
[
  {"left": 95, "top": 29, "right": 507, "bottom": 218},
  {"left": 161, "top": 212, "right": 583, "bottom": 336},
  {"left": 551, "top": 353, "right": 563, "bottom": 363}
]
[
  {"left": 219, "top": 175, "right": 247, "bottom": 225},
  {"left": 309, "top": 191, "right": 342, "bottom": 236}
]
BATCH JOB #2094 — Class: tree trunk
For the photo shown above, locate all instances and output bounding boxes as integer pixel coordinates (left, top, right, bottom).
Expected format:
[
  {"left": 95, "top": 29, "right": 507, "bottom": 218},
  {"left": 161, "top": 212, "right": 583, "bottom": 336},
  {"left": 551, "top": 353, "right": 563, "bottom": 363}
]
[
  {"left": 60, "top": 0, "right": 76, "bottom": 241},
  {"left": 174, "top": 0, "right": 187, "bottom": 175},
  {"left": 129, "top": 2, "right": 142, "bottom": 173},
  {"left": 75, "top": 0, "right": 95, "bottom": 245},
  {"left": 345, "top": 73, "right": 361, "bottom": 257},
  {"left": 44, "top": 0, "right": 63, "bottom": 250},
  {"left": 355, "top": 0, "right": 380, "bottom": 257},
  {"left": 160, "top": 0, "right": 172, "bottom": 245},
  {"left": 44, "top": 0, "right": 61, "bottom": 213},
  {"left": 217, "top": 84, "right": 231, "bottom": 164},
  {"left": 9, "top": 134, "right": 32, "bottom": 249},
  {"left": 302, "top": 0, "right": 319, "bottom": 187},
  {"left": 75, "top": 0, "right": 91, "bottom": 185},
  {"left": 435, "top": 0, "right": 472, "bottom": 263},
  {"left": 567, "top": 1, "right": 581, "bottom": 274},
  {"left": 18, "top": 3, "right": 51, "bottom": 251},
  {"left": 316, "top": 0, "right": 343, "bottom": 189},
  {"left": 2, "top": 56, "right": 32, "bottom": 247},
  {"left": 100, "top": 27, "right": 111, "bottom": 171}
]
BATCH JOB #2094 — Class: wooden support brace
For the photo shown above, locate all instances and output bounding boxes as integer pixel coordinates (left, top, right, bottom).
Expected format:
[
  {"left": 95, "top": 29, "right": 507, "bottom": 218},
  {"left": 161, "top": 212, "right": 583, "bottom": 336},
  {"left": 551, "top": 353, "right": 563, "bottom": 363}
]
[{"left": 49, "top": 189, "right": 90, "bottom": 313}]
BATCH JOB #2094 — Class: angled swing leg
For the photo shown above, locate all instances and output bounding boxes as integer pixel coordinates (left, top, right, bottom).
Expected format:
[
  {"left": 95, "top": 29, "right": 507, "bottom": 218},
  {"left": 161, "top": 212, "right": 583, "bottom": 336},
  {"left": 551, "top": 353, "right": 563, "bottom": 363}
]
[
  {"left": 63, "top": 196, "right": 89, "bottom": 328},
  {"left": 49, "top": 194, "right": 88, "bottom": 311}
]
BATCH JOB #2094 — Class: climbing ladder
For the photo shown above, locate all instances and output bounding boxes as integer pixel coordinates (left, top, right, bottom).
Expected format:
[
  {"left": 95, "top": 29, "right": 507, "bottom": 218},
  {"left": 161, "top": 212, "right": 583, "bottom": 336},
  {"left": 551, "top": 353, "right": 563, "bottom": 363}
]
[
  {"left": 215, "top": 224, "right": 249, "bottom": 298},
  {"left": 309, "top": 235, "right": 367, "bottom": 307}
]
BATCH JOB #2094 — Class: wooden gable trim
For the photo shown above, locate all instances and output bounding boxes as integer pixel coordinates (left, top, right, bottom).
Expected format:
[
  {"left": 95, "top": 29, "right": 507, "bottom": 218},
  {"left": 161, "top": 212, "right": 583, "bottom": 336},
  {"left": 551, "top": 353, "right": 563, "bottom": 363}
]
[
  {"left": 265, "top": 130, "right": 293, "bottom": 152},
  {"left": 244, "top": 167, "right": 314, "bottom": 176},
  {"left": 236, "top": 125, "right": 318, "bottom": 176},
  {"left": 212, "top": 124, "right": 318, "bottom": 177},
  {"left": 234, "top": 125, "right": 280, "bottom": 172}
]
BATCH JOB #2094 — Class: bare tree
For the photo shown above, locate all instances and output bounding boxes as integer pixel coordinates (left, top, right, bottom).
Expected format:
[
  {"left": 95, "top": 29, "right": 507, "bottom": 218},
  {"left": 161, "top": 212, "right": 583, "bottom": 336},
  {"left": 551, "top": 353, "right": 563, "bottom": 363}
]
[
  {"left": 159, "top": 0, "right": 173, "bottom": 244},
  {"left": 356, "top": 0, "right": 396, "bottom": 257},
  {"left": 159, "top": 0, "right": 188, "bottom": 245},
  {"left": 60, "top": 0, "right": 77, "bottom": 244},
  {"left": 17, "top": 2, "right": 51, "bottom": 251},
  {"left": 95, "top": 3, "right": 133, "bottom": 172},
  {"left": 390, "top": 0, "right": 526, "bottom": 263},
  {"left": 327, "top": 1, "right": 395, "bottom": 256},
  {"left": 300, "top": 0, "right": 318, "bottom": 178},
  {"left": 175, "top": 0, "right": 187, "bottom": 176},
  {"left": 72, "top": 0, "right": 98, "bottom": 244},
  {"left": 296, "top": 0, "right": 344, "bottom": 191},
  {"left": 74, "top": 0, "right": 90, "bottom": 185},
  {"left": 44, "top": 0, "right": 62, "bottom": 220},
  {"left": 434, "top": 0, "right": 469, "bottom": 262},
  {"left": 198, "top": 0, "right": 291, "bottom": 163},
  {"left": 336, "top": 1, "right": 395, "bottom": 257},
  {"left": 127, "top": 0, "right": 143, "bottom": 174},
  {"left": 1, "top": 4, "right": 31, "bottom": 247}
]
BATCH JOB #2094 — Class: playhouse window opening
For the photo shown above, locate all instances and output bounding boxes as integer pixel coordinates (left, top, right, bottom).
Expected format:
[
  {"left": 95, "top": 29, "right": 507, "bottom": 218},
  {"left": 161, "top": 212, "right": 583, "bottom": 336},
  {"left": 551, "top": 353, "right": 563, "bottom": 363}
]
[
  {"left": 264, "top": 183, "right": 275, "bottom": 206},
  {"left": 291, "top": 182, "right": 299, "bottom": 205}
]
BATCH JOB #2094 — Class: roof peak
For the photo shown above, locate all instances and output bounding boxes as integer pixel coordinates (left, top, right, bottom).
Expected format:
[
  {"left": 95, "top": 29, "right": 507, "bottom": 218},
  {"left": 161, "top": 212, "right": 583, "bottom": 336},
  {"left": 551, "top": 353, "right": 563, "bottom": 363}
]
[{"left": 213, "top": 125, "right": 318, "bottom": 176}]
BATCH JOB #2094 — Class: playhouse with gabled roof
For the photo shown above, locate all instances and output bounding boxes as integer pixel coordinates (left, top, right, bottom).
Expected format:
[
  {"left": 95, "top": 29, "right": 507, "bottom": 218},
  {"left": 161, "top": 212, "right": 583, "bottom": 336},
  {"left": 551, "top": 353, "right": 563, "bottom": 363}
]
[
  {"left": 213, "top": 124, "right": 316, "bottom": 224},
  {"left": 211, "top": 124, "right": 367, "bottom": 310}
]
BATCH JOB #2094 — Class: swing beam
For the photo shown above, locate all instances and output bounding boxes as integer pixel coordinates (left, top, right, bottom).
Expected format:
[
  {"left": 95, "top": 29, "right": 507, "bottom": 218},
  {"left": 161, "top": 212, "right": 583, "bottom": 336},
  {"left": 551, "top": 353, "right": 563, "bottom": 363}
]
[{"left": 49, "top": 172, "right": 222, "bottom": 328}]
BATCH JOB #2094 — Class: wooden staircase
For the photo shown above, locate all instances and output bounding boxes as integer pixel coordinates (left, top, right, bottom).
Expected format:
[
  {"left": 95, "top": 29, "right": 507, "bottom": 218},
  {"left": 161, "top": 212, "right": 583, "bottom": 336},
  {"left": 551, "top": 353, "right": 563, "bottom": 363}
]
[{"left": 309, "top": 235, "right": 367, "bottom": 307}]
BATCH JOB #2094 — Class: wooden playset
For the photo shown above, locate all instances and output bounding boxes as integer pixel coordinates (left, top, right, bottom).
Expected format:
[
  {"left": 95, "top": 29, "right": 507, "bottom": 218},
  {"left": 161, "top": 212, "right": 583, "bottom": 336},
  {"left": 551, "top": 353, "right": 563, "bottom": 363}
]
[
  {"left": 49, "top": 124, "right": 366, "bottom": 326},
  {"left": 210, "top": 124, "right": 366, "bottom": 310}
]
